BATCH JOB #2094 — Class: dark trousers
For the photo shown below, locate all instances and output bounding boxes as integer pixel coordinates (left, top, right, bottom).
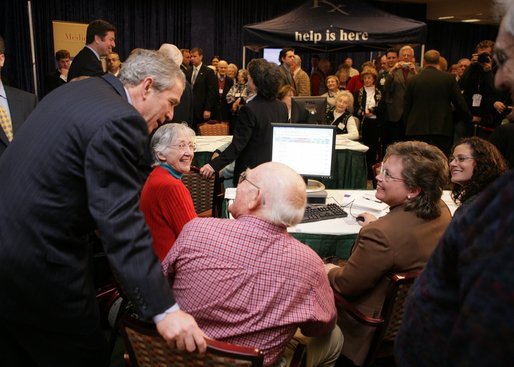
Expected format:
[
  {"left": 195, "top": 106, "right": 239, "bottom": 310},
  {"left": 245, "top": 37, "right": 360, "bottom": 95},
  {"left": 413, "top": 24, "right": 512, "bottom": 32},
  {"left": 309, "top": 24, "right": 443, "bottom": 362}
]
[
  {"left": 407, "top": 134, "right": 453, "bottom": 156},
  {"left": 361, "top": 118, "right": 384, "bottom": 180},
  {"left": 382, "top": 119, "right": 405, "bottom": 156}
]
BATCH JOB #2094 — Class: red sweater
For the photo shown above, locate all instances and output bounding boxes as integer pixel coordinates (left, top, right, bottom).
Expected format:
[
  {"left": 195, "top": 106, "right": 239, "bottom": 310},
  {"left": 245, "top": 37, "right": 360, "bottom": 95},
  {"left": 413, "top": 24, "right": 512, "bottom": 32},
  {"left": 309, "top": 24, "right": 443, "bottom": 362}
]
[{"left": 140, "top": 166, "right": 197, "bottom": 261}]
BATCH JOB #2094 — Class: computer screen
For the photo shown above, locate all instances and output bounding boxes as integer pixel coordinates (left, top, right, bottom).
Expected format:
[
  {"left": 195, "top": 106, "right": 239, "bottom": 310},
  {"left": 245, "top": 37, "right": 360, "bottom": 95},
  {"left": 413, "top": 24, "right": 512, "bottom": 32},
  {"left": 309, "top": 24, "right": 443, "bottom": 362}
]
[
  {"left": 290, "top": 96, "right": 327, "bottom": 124},
  {"left": 262, "top": 48, "right": 281, "bottom": 65},
  {"left": 271, "top": 123, "right": 336, "bottom": 180}
]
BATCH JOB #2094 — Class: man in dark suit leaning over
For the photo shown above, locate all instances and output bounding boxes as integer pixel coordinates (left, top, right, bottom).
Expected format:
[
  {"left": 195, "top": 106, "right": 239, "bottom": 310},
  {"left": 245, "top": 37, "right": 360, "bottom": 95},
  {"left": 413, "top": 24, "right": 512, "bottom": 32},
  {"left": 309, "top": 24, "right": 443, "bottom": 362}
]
[
  {"left": 67, "top": 19, "right": 116, "bottom": 81},
  {"left": 187, "top": 47, "right": 218, "bottom": 130},
  {"left": 0, "top": 35, "right": 37, "bottom": 158},
  {"left": 0, "top": 49, "right": 206, "bottom": 366},
  {"left": 404, "top": 49, "right": 472, "bottom": 155}
]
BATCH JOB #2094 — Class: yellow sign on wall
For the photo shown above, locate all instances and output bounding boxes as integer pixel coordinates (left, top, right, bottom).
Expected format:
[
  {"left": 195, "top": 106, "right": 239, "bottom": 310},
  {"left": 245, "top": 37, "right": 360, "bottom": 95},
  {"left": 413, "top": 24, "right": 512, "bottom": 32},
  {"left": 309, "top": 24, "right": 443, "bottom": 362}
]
[{"left": 52, "top": 21, "right": 87, "bottom": 57}]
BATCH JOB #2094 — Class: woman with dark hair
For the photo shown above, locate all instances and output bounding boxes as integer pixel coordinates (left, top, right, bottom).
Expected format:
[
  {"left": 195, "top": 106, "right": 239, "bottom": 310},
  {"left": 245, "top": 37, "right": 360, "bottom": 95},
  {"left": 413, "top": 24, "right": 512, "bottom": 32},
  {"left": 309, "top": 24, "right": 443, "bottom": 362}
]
[
  {"left": 450, "top": 136, "right": 507, "bottom": 209},
  {"left": 200, "top": 59, "right": 288, "bottom": 184},
  {"left": 325, "top": 141, "right": 452, "bottom": 366}
]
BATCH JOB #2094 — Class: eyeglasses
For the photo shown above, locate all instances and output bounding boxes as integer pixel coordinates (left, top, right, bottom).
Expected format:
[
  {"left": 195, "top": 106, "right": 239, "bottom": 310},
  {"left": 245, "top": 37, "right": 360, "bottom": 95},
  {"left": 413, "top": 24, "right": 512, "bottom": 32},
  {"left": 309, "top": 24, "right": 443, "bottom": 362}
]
[
  {"left": 379, "top": 164, "right": 404, "bottom": 182},
  {"left": 238, "top": 170, "right": 260, "bottom": 192},
  {"left": 170, "top": 142, "right": 196, "bottom": 151},
  {"left": 449, "top": 155, "right": 474, "bottom": 163}
]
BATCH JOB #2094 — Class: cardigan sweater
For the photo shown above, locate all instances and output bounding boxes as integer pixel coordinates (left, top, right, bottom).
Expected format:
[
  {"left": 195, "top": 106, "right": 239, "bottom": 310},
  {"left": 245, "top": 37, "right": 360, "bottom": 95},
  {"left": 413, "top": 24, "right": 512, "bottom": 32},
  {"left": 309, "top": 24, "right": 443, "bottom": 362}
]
[{"left": 140, "top": 166, "right": 197, "bottom": 261}]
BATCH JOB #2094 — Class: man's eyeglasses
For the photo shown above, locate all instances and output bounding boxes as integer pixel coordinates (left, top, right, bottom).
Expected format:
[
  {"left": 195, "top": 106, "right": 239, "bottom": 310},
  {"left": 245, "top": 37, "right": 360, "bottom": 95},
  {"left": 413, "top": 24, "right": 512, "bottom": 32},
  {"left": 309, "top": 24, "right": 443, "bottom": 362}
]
[
  {"left": 449, "top": 155, "right": 474, "bottom": 164},
  {"left": 170, "top": 142, "right": 196, "bottom": 152},
  {"left": 379, "top": 164, "right": 404, "bottom": 182},
  {"left": 238, "top": 170, "right": 260, "bottom": 191}
]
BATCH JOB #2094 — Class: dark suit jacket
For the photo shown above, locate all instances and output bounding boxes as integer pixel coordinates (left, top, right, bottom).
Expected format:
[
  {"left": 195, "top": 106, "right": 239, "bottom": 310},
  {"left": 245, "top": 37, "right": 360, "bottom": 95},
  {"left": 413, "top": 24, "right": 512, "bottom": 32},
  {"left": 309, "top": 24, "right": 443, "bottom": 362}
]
[
  {"left": 0, "top": 75, "right": 173, "bottom": 334},
  {"left": 0, "top": 85, "right": 37, "bottom": 157},
  {"left": 384, "top": 67, "right": 419, "bottom": 122},
  {"left": 215, "top": 76, "right": 234, "bottom": 121},
  {"left": 44, "top": 69, "right": 67, "bottom": 95},
  {"left": 209, "top": 95, "right": 288, "bottom": 184},
  {"left": 171, "top": 80, "right": 194, "bottom": 126},
  {"left": 68, "top": 46, "right": 104, "bottom": 81},
  {"left": 404, "top": 66, "right": 472, "bottom": 137},
  {"left": 188, "top": 64, "right": 218, "bottom": 126}
]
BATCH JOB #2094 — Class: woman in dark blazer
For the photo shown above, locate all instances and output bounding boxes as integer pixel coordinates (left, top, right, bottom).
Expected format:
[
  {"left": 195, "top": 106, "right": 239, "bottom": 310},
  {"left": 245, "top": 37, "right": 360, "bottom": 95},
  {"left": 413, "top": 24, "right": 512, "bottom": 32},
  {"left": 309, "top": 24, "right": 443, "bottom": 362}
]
[
  {"left": 200, "top": 59, "right": 288, "bottom": 185},
  {"left": 353, "top": 67, "right": 385, "bottom": 181}
]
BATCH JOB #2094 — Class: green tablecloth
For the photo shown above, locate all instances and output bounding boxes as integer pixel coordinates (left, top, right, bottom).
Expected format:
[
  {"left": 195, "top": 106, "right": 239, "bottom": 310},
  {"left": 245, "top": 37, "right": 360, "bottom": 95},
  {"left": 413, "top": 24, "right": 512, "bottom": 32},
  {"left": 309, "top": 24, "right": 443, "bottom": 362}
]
[
  {"left": 197, "top": 149, "right": 367, "bottom": 189},
  {"left": 320, "top": 149, "right": 367, "bottom": 189},
  {"left": 291, "top": 233, "right": 356, "bottom": 260},
  {"left": 193, "top": 152, "right": 212, "bottom": 168}
]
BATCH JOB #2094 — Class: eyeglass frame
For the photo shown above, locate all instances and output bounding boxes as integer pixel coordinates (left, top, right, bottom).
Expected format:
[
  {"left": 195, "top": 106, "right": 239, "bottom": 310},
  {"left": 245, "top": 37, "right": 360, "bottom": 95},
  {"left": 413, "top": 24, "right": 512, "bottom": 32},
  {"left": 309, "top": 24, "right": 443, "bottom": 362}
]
[
  {"left": 448, "top": 155, "right": 474, "bottom": 164},
  {"left": 169, "top": 142, "right": 196, "bottom": 152},
  {"left": 379, "top": 163, "right": 405, "bottom": 182},
  {"left": 238, "top": 170, "right": 260, "bottom": 192}
]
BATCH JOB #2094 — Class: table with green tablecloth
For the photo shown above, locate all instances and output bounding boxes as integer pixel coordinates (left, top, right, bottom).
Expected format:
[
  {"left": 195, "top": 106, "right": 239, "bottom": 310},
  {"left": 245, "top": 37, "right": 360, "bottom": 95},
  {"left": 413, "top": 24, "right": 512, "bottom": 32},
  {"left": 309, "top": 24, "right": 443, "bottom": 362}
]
[
  {"left": 224, "top": 189, "right": 457, "bottom": 259},
  {"left": 194, "top": 136, "right": 369, "bottom": 189}
]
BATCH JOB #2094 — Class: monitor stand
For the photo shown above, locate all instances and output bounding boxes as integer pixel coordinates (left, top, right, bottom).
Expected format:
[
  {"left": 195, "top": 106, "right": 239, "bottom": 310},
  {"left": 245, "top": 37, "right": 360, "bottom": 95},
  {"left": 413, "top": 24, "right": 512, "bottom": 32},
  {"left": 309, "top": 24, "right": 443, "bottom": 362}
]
[{"left": 305, "top": 179, "right": 325, "bottom": 193}]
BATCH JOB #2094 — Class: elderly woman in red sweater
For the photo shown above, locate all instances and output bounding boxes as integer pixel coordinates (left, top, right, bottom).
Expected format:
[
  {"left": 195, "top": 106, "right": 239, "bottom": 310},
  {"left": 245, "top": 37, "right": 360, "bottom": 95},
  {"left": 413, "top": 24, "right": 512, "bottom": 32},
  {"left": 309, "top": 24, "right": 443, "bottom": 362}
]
[{"left": 140, "top": 123, "right": 197, "bottom": 261}]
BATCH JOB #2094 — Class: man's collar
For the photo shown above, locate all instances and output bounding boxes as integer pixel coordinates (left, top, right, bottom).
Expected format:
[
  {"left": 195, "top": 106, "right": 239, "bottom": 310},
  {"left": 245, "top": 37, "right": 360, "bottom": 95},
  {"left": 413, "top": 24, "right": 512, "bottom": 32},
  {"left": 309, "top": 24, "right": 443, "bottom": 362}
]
[
  {"left": 0, "top": 80, "right": 6, "bottom": 99},
  {"left": 86, "top": 45, "right": 101, "bottom": 60}
]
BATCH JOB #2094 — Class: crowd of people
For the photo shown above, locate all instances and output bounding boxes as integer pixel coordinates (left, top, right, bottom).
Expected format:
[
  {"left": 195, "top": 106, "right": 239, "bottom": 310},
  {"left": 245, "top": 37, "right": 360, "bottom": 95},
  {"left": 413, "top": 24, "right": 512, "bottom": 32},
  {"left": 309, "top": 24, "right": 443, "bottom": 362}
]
[{"left": 1, "top": 2, "right": 514, "bottom": 366}]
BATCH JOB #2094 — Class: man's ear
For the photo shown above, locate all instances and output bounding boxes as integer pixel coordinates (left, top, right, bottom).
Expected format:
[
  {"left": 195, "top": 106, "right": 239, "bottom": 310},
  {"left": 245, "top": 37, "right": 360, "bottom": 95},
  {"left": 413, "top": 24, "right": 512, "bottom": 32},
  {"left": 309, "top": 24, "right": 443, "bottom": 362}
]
[{"left": 247, "top": 191, "right": 263, "bottom": 211}]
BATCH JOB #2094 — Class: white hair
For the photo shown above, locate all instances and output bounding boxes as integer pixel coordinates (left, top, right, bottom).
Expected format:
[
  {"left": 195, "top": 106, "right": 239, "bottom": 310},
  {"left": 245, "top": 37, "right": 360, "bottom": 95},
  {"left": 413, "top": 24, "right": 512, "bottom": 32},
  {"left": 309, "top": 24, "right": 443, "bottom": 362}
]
[
  {"left": 150, "top": 123, "right": 196, "bottom": 164},
  {"left": 158, "top": 43, "right": 183, "bottom": 67},
  {"left": 253, "top": 162, "right": 306, "bottom": 227}
]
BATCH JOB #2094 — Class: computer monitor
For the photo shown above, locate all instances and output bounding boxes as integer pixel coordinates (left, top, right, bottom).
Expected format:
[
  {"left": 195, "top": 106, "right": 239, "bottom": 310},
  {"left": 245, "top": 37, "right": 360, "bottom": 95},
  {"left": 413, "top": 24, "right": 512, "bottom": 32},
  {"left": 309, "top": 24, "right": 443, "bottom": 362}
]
[
  {"left": 290, "top": 96, "right": 327, "bottom": 125},
  {"left": 271, "top": 123, "right": 336, "bottom": 192},
  {"left": 262, "top": 48, "right": 281, "bottom": 65}
]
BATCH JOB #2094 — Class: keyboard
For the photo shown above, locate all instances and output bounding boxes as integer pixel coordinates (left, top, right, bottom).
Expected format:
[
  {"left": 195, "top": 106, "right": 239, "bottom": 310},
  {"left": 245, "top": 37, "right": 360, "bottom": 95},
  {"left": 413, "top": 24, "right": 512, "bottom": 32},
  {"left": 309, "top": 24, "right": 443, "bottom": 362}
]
[{"left": 301, "top": 203, "right": 348, "bottom": 223}]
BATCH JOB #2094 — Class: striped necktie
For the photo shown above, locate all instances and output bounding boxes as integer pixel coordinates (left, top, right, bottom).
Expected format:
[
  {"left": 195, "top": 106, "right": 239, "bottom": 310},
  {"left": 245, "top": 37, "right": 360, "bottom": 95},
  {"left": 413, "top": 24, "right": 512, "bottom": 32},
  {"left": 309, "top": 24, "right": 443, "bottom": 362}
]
[
  {"left": 0, "top": 105, "right": 13, "bottom": 142},
  {"left": 191, "top": 67, "right": 198, "bottom": 85}
]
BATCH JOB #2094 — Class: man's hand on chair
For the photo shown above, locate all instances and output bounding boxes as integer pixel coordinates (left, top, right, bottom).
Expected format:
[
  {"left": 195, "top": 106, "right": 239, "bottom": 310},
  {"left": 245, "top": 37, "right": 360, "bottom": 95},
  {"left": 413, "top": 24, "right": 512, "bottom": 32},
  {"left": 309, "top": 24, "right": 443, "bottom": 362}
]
[{"left": 156, "top": 310, "right": 207, "bottom": 353}]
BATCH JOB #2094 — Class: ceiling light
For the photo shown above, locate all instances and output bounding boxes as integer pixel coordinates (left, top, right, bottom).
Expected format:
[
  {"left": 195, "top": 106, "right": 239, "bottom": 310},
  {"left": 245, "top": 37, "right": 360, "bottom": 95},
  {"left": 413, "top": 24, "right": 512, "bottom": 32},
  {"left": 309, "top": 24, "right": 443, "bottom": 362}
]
[
  {"left": 462, "top": 19, "right": 480, "bottom": 23},
  {"left": 438, "top": 16, "right": 455, "bottom": 20}
]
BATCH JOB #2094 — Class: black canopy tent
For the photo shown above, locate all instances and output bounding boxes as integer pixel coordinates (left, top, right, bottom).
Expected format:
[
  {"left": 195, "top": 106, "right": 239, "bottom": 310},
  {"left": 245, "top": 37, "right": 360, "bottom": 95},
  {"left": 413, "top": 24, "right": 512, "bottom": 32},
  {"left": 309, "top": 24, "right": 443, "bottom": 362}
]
[{"left": 242, "top": 0, "right": 427, "bottom": 65}]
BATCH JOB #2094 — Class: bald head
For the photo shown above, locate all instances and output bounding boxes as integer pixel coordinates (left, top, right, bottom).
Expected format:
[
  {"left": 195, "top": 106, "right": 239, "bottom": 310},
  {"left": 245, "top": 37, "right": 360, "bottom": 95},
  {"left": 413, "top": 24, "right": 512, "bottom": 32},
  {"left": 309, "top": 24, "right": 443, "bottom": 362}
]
[
  {"left": 251, "top": 162, "right": 306, "bottom": 227},
  {"left": 158, "top": 43, "right": 183, "bottom": 67}
]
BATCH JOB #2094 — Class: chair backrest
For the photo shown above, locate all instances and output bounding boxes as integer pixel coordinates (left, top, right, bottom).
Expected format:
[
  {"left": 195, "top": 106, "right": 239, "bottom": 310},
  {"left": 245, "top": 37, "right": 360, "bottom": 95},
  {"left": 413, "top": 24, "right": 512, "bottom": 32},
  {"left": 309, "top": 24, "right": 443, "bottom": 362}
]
[
  {"left": 198, "top": 120, "right": 230, "bottom": 136},
  {"left": 333, "top": 270, "right": 420, "bottom": 366},
  {"left": 121, "top": 315, "right": 264, "bottom": 367},
  {"left": 182, "top": 170, "right": 215, "bottom": 216}
]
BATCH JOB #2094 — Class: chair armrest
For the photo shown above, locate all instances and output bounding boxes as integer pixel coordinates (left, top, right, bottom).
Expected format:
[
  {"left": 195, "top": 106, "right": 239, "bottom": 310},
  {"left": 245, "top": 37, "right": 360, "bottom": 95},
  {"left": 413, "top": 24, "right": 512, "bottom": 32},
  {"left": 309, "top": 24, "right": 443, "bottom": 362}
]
[{"left": 333, "top": 291, "right": 384, "bottom": 327}]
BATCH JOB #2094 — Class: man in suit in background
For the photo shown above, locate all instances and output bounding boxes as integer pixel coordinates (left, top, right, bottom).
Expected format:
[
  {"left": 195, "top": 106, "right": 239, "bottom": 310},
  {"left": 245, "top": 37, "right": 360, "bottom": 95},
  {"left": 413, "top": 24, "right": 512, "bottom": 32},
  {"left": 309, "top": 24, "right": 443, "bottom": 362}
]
[
  {"left": 44, "top": 49, "right": 71, "bottom": 95},
  {"left": 403, "top": 49, "right": 472, "bottom": 154},
  {"left": 159, "top": 43, "right": 194, "bottom": 125},
  {"left": 188, "top": 47, "right": 218, "bottom": 130},
  {"left": 214, "top": 60, "right": 233, "bottom": 121},
  {"left": 383, "top": 46, "right": 415, "bottom": 148},
  {"left": 292, "top": 54, "right": 311, "bottom": 96},
  {"left": 180, "top": 48, "right": 192, "bottom": 75},
  {"left": 0, "top": 35, "right": 37, "bottom": 158},
  {"left": 67, "top": 19, "right": 116, "bottom": 81},
  {"left": 278, "top": 47, "right": 296, "bottom": 90},
  {"left": 0, "top": 49, "right": 205, "bottom": 366},
  {"left": 106, "top": 51, "right": 122, "bottom": 77}
]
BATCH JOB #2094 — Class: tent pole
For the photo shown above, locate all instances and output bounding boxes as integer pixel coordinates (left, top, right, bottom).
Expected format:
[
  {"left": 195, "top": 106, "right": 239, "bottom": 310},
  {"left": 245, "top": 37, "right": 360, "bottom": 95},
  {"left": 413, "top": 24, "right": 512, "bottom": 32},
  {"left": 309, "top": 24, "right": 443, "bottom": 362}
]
[{"left": 243, "top": 47, "right": 246, "bottom": 69}]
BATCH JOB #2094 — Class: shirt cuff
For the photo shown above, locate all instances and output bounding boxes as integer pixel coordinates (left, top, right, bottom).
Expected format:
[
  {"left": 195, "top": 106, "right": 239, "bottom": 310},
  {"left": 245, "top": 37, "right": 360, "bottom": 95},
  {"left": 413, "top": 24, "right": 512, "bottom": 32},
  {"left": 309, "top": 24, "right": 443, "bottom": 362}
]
[{"left": 152, "top": 303, "right": 180, "bottom": 324}]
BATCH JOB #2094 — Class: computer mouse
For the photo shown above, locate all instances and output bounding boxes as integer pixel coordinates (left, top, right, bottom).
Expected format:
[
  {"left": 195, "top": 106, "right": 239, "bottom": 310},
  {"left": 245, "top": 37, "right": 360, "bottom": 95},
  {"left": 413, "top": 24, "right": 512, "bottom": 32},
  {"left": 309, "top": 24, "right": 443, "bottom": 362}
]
[{"left": 356, "top": 216, "right": 365, "bottom": 222}]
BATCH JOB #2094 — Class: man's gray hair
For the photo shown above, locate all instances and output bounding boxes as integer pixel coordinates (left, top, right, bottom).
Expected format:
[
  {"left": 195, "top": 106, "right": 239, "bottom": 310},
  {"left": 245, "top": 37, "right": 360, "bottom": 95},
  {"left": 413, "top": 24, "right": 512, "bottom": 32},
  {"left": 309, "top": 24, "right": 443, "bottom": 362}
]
[
  {"left": 399, "top": 45, "right": 414, "bottom": 54},
  {"left": 150, "top": 122, "right": 196, "bottom": 164},
  {"left": 119, "top": 48, "right": 185, "bottom": 92}
]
